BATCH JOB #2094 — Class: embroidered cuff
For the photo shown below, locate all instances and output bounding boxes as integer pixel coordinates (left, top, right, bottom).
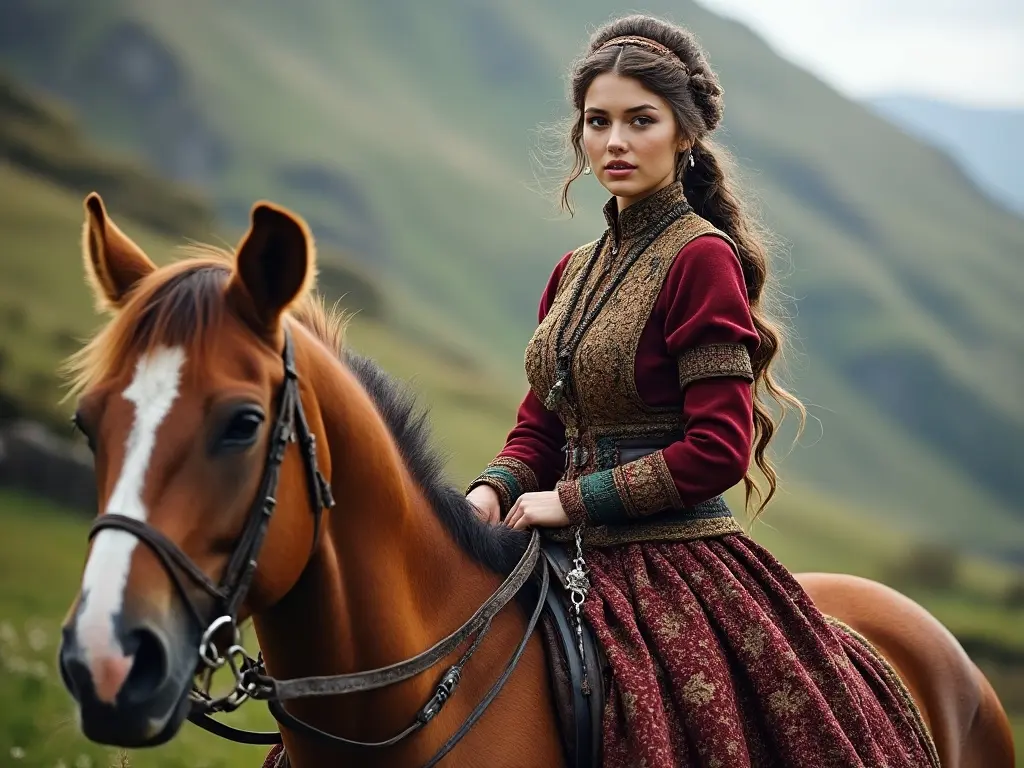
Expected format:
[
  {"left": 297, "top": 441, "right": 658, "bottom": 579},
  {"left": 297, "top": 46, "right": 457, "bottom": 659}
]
[
  {"left": 678, "top": 343, "right": 753, "bottom": 389},
  {"left": 556, "top": 479, "right": 589, "bottom": 526},
  {"left": 467, "top": 457, "right": 539, "bottom": 516},
  {"left": 558, "top": 470, "right": 628, "bottom": 525},
  {"left": 612, "top": 451, "right": 684, "bottom": 517},
  {"left": 557, "top": 452, "right": 684, "bottom": 525}
]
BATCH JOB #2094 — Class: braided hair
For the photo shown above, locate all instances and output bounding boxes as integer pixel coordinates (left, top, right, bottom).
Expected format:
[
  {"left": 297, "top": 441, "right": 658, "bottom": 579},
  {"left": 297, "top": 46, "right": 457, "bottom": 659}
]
[{"left": 560, "top": 14, "right": 806, "bottom": 517}]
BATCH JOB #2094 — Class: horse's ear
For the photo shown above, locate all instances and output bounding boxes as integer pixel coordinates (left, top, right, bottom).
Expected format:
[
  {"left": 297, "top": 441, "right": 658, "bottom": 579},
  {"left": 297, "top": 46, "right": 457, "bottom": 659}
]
[
  {"left": 226, "top": 202, "right": 316, "bottom": 334},
  {"left": 81, "top": 193, "right": 157, "bottom": 312}
]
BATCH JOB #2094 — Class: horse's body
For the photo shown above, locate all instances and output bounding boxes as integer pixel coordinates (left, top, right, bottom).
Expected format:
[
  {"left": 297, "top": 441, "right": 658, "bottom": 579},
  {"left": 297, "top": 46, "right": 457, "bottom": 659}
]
[
  {"left": 56, "top": 194, "right": 1013, "bottom": 766},
  {"left": 798, "top": 573, "right": 1015, "bottom": 768}
]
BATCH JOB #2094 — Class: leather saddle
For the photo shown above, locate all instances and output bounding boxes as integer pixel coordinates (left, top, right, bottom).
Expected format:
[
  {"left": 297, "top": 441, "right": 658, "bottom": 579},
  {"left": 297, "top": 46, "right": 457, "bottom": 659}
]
[{"left": 537, "top": 538, "right": 606, "bottom": 768}]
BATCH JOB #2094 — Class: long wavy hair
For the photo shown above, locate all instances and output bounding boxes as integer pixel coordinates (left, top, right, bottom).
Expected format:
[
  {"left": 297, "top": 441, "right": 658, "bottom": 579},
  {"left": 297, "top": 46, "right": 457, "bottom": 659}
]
[{"left": 558, "top": 14, "right": 805, "bottom": 516}]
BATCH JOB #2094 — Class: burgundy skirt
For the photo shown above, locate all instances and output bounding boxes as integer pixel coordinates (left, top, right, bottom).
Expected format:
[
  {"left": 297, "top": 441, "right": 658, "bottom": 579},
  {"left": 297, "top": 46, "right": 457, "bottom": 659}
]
[
  {"left": 583, "top": 533, "right": 938, "bottom": 767},
  {"left": 263, "top": 532, "right": 938, "bottom": 767}
]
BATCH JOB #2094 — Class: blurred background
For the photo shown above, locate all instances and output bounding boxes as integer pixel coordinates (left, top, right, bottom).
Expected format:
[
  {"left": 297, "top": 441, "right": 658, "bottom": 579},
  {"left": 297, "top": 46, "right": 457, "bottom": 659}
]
[{"left": 0, "top": 0, "right": 1020, "bottom": 765}]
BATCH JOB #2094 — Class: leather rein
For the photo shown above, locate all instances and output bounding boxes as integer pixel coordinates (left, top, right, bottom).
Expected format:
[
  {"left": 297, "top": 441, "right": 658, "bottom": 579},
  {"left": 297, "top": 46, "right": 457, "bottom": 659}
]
[{"left": 87, "top": 327, "right": 550, "bottom": 765}]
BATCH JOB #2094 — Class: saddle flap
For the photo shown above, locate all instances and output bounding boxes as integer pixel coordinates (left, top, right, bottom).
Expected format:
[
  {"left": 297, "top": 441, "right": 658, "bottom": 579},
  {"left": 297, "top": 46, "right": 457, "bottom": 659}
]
[{"left": 539, "top": 538, "right": 605, "bottom": 768}]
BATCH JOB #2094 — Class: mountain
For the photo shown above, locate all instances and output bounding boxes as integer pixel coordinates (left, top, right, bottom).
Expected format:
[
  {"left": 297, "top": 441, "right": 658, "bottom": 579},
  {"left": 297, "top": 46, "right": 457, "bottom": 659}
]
[
  {"left": 1, "top": 0, "right": 1022, "bottom": 558},
  {"left": 868, "top": 95, "right": 1024, "bottom": 216}
]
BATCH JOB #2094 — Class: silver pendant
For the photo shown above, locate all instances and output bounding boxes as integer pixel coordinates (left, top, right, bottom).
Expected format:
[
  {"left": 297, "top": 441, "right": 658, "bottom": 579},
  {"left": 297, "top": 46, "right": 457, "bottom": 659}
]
[
  {"left": 544, "top": 377, "right": 566, "bottom": 410},
  {"left": 565, "top": 525, "right": 592, "bottom": 695}
]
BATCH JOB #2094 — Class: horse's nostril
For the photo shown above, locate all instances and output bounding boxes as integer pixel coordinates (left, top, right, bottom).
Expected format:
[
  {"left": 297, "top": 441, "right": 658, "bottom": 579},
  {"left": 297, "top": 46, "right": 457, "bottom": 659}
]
[
  {"left": 60, "top": 647, "right": 91, "bottom": 700},
  {"left": 120, "top": 625, "right": 170, "bottom": 704}
]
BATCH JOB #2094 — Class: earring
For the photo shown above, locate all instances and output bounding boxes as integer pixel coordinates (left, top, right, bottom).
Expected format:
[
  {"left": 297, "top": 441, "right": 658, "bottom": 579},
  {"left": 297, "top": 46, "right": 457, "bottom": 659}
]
[
  {"left": 583, "top": 164, "right": 592, "bottom": 175},
  {"left": 689, "top": 152, "right": 695, "bottom": 168}
]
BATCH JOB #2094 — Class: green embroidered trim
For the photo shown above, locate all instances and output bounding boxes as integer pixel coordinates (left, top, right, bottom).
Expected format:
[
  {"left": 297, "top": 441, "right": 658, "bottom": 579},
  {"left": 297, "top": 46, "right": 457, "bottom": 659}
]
[
  {"left": 483, "top": 467, "right": 521, "bottom": 500},
  {"left": 468, "top": 457, "right": 539, "bottom": 516},
  {"left": 579, "top": 470, "right": 630, "bottom": 525}
]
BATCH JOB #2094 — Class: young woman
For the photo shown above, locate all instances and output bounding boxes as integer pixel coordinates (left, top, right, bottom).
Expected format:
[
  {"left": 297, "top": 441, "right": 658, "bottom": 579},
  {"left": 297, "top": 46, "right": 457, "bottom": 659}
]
[{"left": 467, "top": 14, "right": 937, "bottom": 766}]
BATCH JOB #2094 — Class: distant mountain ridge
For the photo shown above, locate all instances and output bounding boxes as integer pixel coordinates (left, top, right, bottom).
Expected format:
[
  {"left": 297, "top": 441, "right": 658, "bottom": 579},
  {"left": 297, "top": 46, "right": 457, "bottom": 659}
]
[
  {"left": 868, "top": 94, "right": 1024, "bottom": 216},
  {"left": 0, "top": 0, "right": 1022, "bottom": 558}
]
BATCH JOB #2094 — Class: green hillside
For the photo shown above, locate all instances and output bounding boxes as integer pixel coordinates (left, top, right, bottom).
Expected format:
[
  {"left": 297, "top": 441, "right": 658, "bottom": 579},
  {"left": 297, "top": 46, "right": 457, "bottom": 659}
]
[
  {"left": 0, "top": 63, "right": 1021, "bottom": 763},
  {"left": 1, "top": 0, "right": 1020, "bottom": 559}
]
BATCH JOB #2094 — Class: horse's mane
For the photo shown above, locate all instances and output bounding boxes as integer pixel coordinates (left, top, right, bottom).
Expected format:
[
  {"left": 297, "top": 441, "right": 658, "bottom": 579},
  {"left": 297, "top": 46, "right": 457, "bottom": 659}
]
[{"left": 63, "top": 245, "right": 530, "bottom": 575}]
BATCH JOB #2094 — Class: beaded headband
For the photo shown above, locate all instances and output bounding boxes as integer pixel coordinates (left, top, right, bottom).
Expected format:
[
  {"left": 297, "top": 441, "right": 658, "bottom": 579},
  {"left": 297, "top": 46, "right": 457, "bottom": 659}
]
[{"left": 596, "top": 35, "right": 686, "bottom": 69}]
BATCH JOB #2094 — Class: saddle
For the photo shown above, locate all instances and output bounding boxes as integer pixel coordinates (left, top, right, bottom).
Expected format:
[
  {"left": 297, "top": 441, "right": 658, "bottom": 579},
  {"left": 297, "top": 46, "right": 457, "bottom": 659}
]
[{"left": 537, "top": 538, "right": 606, "bottom": 768}]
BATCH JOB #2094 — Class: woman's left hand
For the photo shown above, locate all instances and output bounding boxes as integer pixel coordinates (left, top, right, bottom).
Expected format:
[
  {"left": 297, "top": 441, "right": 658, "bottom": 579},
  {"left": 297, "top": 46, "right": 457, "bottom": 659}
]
[{"left": 505, "top": 491, "right": 570, "bottom": 530}]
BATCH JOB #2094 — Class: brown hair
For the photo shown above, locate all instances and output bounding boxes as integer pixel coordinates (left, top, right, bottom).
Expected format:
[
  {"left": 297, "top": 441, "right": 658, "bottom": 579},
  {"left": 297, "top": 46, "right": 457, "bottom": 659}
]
[{"left": 560, "top": 14, "right": 805, "bottom": 516}]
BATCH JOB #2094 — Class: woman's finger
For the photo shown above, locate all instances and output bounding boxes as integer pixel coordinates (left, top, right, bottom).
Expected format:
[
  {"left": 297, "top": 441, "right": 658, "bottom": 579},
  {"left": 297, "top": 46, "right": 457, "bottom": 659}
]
[{"left": 505, "top": 499, "right": 522, "bottom": 526}]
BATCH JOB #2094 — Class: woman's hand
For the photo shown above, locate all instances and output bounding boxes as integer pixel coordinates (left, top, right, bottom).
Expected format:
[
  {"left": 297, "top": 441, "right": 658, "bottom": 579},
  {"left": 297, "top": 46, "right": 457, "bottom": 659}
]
[
  {"left": 504, "top": 491, "right": 570, "bottom": 531},
  {"left": 467, "top": 485, "right": 502, "bottom": 525}
]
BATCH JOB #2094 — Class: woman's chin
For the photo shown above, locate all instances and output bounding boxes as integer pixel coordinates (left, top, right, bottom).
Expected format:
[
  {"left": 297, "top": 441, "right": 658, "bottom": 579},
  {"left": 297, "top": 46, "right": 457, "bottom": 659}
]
[{"left": 599, "top": 176, "right": 651, "bottom": 199}]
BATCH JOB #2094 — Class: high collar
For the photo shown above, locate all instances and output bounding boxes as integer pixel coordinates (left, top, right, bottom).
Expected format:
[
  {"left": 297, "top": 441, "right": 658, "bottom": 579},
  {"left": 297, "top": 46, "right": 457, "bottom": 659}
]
[{"left": 602, "top": 181, "right": 689, "bottom": 245}]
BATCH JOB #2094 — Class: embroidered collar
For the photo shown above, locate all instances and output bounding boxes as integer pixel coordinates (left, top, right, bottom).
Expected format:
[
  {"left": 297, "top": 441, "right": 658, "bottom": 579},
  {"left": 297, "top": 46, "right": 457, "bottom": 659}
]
[{"left": 602, "top": 181, "right": 689, "bottom": 244}]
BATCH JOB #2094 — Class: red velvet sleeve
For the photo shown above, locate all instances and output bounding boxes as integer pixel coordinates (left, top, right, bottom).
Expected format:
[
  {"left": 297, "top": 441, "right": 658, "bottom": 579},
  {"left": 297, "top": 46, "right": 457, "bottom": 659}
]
[
  {"left": 467, "top": 254, "right": 571, "bottom": 515},
  {"left": 660, "top": 235, "right": 758, "bottom": 506},
  {"left": 556, "top": 235, "right": 758, "bottom": 525}
]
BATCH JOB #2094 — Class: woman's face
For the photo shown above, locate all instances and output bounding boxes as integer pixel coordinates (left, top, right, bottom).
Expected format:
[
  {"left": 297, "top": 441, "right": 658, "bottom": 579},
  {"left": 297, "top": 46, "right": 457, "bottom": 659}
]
[{"left": 582, "top": 72, "right": 685, "bottom": 210}]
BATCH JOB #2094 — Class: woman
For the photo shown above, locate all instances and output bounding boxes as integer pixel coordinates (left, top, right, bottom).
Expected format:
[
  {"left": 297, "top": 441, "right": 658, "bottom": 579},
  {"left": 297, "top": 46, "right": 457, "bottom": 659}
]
[{"left": 467, "top": 14, "right": 937, "bottom": 767}]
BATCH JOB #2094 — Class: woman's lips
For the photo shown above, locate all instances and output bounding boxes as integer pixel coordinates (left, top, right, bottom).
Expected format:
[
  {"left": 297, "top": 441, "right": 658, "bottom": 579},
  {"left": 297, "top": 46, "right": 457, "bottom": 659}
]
[{"left": 605, "top": 163, "right": 636, "bottom": 179}]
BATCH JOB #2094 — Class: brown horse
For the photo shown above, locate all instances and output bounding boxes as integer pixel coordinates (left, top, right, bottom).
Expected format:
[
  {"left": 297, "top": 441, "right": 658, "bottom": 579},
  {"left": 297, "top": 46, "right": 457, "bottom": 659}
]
[{"left": 56, "top": 193, "right": 1014, "bottom": 767}]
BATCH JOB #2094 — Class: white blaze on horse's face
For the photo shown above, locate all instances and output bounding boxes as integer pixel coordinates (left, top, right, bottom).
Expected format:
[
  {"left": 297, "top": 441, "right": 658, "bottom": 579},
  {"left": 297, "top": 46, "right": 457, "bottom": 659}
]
[{"left": 76, "top": 345, "right": 186, "bottom": 701}]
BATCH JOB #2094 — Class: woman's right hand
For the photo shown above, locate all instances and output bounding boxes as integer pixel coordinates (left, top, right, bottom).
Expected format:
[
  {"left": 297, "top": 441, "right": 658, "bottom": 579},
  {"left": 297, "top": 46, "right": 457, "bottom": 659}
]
[{"left": 467, "top": 485, "right": 502, "bottom": 525}]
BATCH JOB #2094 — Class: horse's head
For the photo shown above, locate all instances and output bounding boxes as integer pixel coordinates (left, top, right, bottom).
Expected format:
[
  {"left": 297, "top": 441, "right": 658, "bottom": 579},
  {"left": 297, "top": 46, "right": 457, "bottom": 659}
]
[{"left": 57, "top": 193, "right": 331, "bottom": 747}]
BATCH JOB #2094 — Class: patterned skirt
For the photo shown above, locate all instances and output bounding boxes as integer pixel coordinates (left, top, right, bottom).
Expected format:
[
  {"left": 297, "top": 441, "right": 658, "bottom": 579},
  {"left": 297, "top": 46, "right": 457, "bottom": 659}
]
[
  {"left": 261, "top": 532, "right": 939, "bottom": 768},
  {"left": 584, "top": 533, "right": 938, "bottom": 767}
]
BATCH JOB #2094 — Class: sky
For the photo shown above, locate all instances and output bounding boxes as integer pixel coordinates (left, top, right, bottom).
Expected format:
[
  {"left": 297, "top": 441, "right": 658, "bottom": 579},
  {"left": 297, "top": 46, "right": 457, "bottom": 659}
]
[{"left": 694, "top": 0, "right": 1024, "bottom": 109}]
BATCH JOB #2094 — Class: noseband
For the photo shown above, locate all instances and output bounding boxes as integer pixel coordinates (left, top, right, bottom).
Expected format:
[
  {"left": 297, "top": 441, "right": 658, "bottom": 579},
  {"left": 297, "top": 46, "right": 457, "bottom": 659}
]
[{"left": 86, "top": 327, "right": 549, "bottom": 766}]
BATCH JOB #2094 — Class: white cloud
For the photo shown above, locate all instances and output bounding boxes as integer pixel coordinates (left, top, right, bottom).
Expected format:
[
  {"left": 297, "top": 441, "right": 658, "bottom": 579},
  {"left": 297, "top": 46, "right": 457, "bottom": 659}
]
[{"left": 696, "top": 0, "right": 1024, "bottom": 107}]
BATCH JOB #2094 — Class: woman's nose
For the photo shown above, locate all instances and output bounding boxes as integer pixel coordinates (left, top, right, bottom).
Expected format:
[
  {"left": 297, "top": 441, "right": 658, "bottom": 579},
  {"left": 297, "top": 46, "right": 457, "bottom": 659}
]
[{"left": 607, "top": 124, "right": 627, "bottom": 152}]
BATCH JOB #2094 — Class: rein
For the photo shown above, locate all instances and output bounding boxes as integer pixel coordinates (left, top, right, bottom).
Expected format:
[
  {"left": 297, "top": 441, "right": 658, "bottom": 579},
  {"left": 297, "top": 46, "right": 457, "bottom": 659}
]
[{"left": 86, "top": 327, "right": 549, "bottom": 764}]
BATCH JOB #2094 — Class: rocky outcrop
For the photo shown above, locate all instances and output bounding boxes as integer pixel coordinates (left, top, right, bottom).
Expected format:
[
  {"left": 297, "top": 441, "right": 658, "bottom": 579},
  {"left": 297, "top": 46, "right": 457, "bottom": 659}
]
[{"left": 0, "top": 421, "right": 95, "bottom": 514}]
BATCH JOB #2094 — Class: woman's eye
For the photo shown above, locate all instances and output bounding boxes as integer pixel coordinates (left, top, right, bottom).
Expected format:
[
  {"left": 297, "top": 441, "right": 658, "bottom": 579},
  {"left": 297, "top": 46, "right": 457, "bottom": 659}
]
[
  {"left": 217, "top": 407, "right": 265, "bottom": 451},
  {"left": 634, "top": 115, "right": 655, "bottom": 127},
  {"left": 586, "top": 116, "right": 608, "bottom": 128}
]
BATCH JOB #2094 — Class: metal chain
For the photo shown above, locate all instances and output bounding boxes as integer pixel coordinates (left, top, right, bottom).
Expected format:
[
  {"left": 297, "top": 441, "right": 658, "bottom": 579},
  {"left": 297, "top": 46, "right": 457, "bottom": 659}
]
[
  {"left": 564, "top": 524, "right": 592, "bottom": 695},
  {"left": 190, "top": 615, "right": 265, "bottom": 714}
]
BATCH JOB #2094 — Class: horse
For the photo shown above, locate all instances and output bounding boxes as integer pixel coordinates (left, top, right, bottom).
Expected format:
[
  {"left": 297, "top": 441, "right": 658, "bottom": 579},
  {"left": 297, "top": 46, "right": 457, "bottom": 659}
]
[{"left": 56, "top": 192, "right": 1015, "bottom": 767}]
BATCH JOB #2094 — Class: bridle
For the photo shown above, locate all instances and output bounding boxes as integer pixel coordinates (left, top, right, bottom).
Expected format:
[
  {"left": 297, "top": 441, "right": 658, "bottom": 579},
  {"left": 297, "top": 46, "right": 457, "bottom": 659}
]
[{"left": 87, "top": 327, "right": 549, "bottom": 766}]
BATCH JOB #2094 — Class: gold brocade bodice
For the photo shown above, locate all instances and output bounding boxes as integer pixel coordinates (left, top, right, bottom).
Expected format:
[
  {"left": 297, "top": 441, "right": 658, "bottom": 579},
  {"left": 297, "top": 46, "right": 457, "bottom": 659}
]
[{"left": 525, "top": 182, "right": 733, "bottom": 478}]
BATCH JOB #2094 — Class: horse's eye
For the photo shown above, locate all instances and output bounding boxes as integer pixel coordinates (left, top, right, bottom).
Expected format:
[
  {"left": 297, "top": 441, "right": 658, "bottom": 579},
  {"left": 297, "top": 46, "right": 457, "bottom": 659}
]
[{"left": 218, "top": 406, "right": 265, "bottom": 451}]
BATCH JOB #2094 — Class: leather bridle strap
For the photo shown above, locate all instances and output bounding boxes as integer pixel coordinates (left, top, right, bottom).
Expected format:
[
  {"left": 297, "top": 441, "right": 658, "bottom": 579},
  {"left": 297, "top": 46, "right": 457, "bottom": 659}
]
[
  {"left": 261, "top": 529, "right": 543, "bottom": 702},
  {"left": 89, "top": 514, "right": 226, "bottom": 631},
  {"left": 266, "top": 553, "right": 550, "bottom": 765}
]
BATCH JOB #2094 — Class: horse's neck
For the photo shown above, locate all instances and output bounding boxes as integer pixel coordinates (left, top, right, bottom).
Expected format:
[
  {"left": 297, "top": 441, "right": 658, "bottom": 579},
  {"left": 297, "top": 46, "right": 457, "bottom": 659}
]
[{"left": 253, "top": 333, "right": 508, "bottom": 760}]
